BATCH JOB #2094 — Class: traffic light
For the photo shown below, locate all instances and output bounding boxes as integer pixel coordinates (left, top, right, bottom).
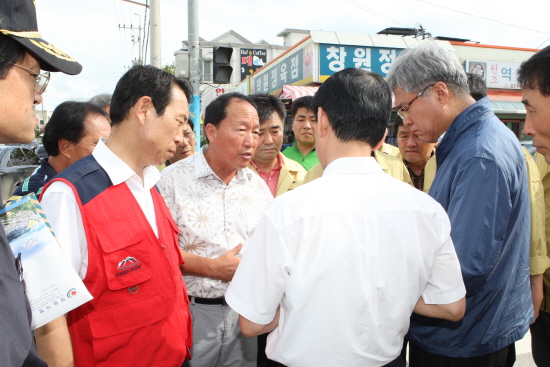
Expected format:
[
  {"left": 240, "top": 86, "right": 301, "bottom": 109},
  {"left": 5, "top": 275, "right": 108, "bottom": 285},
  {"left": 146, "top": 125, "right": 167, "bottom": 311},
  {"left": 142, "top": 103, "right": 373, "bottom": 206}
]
[{"left": 213, "top": 47, "right": 233, "bottom": 84}]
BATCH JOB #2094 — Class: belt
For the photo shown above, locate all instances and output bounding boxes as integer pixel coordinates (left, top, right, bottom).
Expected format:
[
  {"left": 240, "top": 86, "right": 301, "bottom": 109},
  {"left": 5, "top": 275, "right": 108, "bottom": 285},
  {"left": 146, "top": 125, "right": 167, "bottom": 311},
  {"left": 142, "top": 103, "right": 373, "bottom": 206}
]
[{"left": 188, "top": 296, "right": 227, "bottom": 305}]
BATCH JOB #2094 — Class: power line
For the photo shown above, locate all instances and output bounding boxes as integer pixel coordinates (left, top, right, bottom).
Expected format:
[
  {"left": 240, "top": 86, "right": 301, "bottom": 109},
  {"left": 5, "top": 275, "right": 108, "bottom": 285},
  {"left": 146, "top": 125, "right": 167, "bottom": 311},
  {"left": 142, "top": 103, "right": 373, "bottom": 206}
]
[
  {"left": 340, "top": 0, "right": 410, "bottom": 28},
  {"left": 417, "top": 0, "right": 550, "bottom": 35},
  {"left": 143, "top": 0, "right": 149, "bottom": 64}
]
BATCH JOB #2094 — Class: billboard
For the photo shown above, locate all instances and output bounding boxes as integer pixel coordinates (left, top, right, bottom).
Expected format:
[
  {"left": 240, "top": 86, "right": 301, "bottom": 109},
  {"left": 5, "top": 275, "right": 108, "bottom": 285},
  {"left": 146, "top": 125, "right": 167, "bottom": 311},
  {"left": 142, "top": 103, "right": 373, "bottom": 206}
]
[{"left": 241, "top": 49, "right": 267, "bottom": 81}]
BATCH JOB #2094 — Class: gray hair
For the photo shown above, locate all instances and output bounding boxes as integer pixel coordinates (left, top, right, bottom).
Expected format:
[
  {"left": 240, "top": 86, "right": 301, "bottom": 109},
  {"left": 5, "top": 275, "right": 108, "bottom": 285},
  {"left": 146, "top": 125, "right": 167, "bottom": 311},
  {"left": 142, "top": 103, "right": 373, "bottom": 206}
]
[
  {"left": 386, "top": 41, "right": 469, "bottom": 97},
  {"left": 88, "top": 93, "right": 112, "bottom": 110}
]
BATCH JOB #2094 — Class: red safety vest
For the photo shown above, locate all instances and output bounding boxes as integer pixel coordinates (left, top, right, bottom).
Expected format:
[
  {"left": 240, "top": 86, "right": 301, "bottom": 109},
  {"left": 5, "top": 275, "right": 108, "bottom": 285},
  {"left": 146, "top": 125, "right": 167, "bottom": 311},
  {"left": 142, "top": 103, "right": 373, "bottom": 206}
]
[{"left": 42, "top": 161, "right": 192, "bottom": 367}]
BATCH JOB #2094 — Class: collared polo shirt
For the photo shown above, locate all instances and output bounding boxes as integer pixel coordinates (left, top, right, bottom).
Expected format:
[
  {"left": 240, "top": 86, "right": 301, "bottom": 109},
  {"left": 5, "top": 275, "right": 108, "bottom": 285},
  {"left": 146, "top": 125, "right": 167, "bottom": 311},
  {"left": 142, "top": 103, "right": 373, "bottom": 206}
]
[
  {"left": 282, "top": 141, "right": 319, "bottom": 171},
  {"left": 250, "top": 153, "right": 283, "bottom": 197}
]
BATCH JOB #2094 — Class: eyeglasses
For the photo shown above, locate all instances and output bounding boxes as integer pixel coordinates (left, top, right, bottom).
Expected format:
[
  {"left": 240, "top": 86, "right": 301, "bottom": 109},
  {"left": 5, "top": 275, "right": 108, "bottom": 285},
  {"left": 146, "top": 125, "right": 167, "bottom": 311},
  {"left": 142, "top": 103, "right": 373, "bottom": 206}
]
[
  {"left": 397, "top": 84, "right": 434, "bottom": 120},
  {"left": 10, "top": 63, "right": 50, "bottom": 94}
]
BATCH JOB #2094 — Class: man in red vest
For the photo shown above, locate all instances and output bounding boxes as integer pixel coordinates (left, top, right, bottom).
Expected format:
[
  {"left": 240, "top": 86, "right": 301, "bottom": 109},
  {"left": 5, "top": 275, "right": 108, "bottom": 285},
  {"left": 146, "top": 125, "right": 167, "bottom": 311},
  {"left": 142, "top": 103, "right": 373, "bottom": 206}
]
[{"left": 38, "top": 65, "right": 193, "bottom": 367}]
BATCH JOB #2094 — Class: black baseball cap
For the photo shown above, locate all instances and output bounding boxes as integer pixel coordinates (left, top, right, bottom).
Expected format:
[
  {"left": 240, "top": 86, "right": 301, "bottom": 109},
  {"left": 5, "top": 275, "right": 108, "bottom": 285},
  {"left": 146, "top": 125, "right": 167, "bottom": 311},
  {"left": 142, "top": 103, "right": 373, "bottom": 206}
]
[{"left": 0, "top": 0, "right": 82, "bottom": 75}]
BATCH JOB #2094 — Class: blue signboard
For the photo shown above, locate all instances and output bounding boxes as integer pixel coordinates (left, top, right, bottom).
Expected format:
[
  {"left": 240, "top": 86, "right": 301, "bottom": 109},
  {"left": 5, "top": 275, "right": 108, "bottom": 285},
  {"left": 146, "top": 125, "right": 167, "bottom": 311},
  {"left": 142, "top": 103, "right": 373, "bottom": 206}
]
[
  {"left": 252, "top": 48, "right": 304, "bottom": 94},
  {"left": 319, "top": 44, "right": 403, "bottom": 79}
]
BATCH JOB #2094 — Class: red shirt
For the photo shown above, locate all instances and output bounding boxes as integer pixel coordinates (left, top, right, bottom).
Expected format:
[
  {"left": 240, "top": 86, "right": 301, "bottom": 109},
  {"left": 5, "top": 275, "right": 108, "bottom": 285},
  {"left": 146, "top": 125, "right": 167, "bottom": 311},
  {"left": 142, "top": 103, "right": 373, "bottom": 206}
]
[{"left": 251, "top": 154, "right": 283, "bottom": 197}]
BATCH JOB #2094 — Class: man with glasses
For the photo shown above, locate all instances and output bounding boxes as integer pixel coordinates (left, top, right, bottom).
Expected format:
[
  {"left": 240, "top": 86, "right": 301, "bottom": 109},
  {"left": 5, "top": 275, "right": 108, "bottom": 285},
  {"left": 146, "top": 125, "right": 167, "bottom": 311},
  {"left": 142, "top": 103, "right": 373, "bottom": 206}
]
[
  {"left": 387, "top": 42, "right": 531, "bottom": 366},
  {"left": 0, "top": 1, "right": 82, "bottom": 366}
]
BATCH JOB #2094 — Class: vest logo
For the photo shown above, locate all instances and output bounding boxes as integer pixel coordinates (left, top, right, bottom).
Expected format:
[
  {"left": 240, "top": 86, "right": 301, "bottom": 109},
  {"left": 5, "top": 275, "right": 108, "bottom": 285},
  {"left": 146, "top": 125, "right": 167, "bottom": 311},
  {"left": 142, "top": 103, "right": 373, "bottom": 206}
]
[{"left": 116, "top": 256, "right": 142, "bottom": 277}]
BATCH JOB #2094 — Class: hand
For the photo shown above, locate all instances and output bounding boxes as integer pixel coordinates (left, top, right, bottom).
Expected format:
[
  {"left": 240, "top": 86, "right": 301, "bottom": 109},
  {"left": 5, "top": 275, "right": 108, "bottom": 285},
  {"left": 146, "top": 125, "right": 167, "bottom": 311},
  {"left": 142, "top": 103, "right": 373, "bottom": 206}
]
[{"left": 210, "top": 243, "right": 243, "bottom": 281}]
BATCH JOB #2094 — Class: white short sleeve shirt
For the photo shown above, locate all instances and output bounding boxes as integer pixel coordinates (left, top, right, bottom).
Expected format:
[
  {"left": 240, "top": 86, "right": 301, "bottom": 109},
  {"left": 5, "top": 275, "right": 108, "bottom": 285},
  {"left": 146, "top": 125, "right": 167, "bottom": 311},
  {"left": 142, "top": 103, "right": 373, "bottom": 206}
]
[{"left": 225, "top": 157, "right": 465, "bottom": 367}]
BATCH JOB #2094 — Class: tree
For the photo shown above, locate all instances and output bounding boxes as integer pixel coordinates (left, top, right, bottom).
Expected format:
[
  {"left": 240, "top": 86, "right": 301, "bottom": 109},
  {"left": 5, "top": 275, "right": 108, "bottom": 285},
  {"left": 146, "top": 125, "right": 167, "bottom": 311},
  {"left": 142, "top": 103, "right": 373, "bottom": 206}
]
[{"left": 162, "top": 62, "right": 175, "bottom": 75}]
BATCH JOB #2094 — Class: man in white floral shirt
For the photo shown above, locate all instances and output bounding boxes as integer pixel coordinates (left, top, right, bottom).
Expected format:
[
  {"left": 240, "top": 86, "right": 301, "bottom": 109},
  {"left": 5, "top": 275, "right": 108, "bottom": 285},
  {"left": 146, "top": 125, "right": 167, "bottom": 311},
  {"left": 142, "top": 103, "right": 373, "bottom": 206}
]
[{"left": 157, "top": 93, "right": 272, "bottom": 367}]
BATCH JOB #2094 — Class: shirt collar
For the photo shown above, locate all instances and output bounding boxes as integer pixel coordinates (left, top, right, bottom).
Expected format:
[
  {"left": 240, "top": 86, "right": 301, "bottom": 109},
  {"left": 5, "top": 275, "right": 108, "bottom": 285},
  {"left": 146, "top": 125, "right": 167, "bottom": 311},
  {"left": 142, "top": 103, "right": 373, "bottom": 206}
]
[
  {"left": 93, "top": 139, "right": 160, "bottom": 189},
  {"left": 437, "top": 97, "right": 491, "bottom": 161},
  {"left": 250, "top": 153, "right": 283, "bottom": 173},
  {"left": 195, "top": 145, "right": 250, "bottom": 184},
  {"left": 323, "top": 157, "right": 383, "bottom": 177}
]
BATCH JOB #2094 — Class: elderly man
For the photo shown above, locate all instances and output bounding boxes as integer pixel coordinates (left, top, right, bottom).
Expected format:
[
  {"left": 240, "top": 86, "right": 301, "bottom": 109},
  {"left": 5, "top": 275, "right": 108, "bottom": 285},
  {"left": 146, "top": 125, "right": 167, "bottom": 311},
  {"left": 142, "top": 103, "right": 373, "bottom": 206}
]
[
  {"left": 393, "top": 117, "right": 436, "bottom": 192},
  {"left": 157, "top": 119, "right": 196, "bottom": 171},
  {"left": 225, "top": 68, "right": 465, "bottom": 367},
  {"left": 282, "top": 96, "right": 319, "bottom": 170},
  {"left": 157, "top": 92, "right": 272, "bottom": 367},
  {"left": 88, "top": 93, "right": 112, "bottom": 120},
  {"left": 39, "top": 65, "right": 194, "bottom": 366},
  {"left": 519, "top": 45, "right": 550, "bottom": 366},
  {"left": 387, "top": 41, "right": 531, "bottom": 366},
  {"left": 249, "top": 94, "right": 306, "bottom": 197},
  {"left": 14, "top": 101, "right": 111, "bottom": 196},
  {"left": 0, "top": 1, "right": 82, "bottom": 366}
]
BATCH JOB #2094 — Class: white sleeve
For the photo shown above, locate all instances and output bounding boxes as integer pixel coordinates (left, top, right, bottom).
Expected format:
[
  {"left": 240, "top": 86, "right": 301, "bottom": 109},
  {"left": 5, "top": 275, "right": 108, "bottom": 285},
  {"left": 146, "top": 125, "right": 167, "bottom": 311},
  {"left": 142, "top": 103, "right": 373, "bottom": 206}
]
[
  {"left": 41, "top": 181, "right": 88, "bottom": 279},
  {"left": 421, "top": 223, "right": 466, "bottom": 305},
  {"left": 225, "top": 212, "right": 292, "bottom": 325}
]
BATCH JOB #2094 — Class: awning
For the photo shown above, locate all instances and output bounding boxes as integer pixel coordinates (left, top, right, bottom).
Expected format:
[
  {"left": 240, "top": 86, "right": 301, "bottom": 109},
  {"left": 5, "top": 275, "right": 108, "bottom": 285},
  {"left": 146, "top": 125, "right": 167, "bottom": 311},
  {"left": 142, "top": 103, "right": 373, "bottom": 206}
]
[
  {"left": 278, "top": 85, "right": 319, "bottom": 100},
  {"left": 487, "top": 91, "right": 525, "bottom": 116}
]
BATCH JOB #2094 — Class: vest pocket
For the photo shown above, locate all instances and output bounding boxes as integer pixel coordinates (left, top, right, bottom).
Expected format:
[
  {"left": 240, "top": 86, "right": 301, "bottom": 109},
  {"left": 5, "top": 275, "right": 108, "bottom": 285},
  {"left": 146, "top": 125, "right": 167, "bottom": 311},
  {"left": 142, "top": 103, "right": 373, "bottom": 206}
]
[
  {"left": 97, "top": 219, "right": 152, "bottom": 290},
  {"left": 88, "top": 294, "right": 168, "bottom": 364}
]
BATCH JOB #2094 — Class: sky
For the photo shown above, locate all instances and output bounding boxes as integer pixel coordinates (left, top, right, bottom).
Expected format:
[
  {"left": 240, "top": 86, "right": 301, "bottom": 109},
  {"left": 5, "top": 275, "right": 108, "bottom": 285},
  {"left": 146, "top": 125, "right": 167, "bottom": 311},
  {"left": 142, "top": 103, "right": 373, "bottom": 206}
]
[{"left": 35, "top": 0, "right": 550, "bottom": 111}]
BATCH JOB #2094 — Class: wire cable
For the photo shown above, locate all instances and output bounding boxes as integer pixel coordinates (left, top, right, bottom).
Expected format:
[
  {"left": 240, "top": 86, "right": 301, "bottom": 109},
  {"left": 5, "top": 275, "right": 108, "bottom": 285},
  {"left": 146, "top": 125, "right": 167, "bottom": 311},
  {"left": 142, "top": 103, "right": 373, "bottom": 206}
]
[
  {"left": 340, "top": 0, "right": 411, "bottom": 28},
  {"left": 417, "top": 0, "right": 550, "bottom": 35}
]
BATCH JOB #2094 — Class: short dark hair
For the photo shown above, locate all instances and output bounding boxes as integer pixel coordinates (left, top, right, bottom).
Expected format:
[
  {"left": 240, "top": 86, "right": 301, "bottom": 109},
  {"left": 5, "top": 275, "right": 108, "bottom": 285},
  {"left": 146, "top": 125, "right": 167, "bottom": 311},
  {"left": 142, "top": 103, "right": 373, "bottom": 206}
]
[
  {"left": 204, "top": 92, "right": 256, "bottom": 128},
  {"left": 110, "top": 65, "right": 193, "bottom": 126},
  {"left": 250, "top": 94, "right": 286, "bottom": 125},
  {"left": 518, "top": 45, "right": 550, "bottom": 97},
  {"left": 43, "top": 101, "right": 108, "bottom": 157},
  {"left": 0, "top": 34, "right": 27, "bottom": 79},
  {"left": 312, "top": 68, "right": 391, "bottom": 147},
  {"left": 392, "top": 115, "right": 404, "bottom": 136},
  {"left": 466, "top": 72, "right": 487, "bottom": 101},
  {"left": 291, "top": 96, "right": 314, "bottom": 120}
]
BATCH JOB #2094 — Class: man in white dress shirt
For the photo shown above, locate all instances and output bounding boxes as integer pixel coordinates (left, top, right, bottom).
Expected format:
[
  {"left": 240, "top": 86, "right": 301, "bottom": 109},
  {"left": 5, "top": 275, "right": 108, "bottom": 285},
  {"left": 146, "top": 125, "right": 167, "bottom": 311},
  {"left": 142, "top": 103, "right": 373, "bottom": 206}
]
[
  {"left": 225, "top": 68, "right": 467, "bottom": 367},
  {"left": 157, "top": 92, "right": 273, "bottom": 367}
]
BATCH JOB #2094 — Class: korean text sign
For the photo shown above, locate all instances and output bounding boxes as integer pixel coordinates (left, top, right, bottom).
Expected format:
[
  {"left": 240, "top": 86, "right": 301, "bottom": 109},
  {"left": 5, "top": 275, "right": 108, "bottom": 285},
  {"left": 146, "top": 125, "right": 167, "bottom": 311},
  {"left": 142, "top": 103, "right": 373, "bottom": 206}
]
[
  {"left": 252, "top": 48, "right": 303, "bottom": 94},
  {"left": 320, "top": 44, "right": 403, "bottom": 78}
]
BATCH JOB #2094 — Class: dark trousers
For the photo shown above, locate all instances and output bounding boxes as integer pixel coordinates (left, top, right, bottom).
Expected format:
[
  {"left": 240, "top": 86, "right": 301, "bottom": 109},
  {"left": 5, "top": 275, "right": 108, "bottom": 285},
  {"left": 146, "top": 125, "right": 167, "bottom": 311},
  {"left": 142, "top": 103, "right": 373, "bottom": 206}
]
[
  {"left": 258, "top": 332, "right": 278, "bottom": 367},
  {"left": 271, "top": 356, "right": 405, "bottom": 367},
  {"left": 531, "top": 310, "right": 550, "bottom": 367},
  {"left": 409, "top": 342, "right": 516, "bottom": 367}
]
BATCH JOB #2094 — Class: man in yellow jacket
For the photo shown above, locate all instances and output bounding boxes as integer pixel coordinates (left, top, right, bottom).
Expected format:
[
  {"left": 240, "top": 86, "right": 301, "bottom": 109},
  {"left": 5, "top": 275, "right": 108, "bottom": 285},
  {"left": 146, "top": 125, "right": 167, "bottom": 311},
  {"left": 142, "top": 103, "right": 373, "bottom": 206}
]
[
  {"left": 393, "top": 117, "right": 437, "bottom": 193},
  {"left": 248, "top": 94, "right": 306, "bottom": 198}
]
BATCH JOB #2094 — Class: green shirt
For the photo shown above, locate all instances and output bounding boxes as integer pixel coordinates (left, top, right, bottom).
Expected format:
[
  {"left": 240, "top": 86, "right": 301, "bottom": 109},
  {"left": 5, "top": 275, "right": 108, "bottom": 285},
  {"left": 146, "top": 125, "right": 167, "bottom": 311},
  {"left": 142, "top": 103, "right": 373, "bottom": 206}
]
[{"left": 282, "top": 141, "right": 319, "bottom": 171}]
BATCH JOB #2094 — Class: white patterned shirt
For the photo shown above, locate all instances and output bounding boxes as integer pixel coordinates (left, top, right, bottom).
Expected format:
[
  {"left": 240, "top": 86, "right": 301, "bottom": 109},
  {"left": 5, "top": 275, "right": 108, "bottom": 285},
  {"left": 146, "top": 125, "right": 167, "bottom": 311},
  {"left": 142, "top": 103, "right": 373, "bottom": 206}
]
[{"left": 157, "top": 146, "right": 273, "bottom": 298}]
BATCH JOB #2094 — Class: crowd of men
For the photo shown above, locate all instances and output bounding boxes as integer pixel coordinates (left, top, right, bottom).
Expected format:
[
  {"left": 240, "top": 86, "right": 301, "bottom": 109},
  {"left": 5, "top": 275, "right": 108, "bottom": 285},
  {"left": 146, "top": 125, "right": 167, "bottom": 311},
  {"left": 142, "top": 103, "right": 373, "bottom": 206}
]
[{"left": 3, "top": 1, "right": 550, "bottom": 367}]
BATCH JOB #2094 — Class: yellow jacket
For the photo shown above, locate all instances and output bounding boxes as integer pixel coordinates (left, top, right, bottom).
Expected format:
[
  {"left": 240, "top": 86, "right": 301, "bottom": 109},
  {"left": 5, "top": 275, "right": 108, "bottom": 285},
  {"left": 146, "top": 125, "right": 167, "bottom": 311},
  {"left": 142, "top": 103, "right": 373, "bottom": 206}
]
[
  {"left": 248, "top": 154, "right": 307, "bottom": 197},
  {"left": 303, "top": 151, "right": 413, "bottom": 186},
  {"left": 535, "top": 152, "right": 550, "bottom": 313},
  {"left": 379, "top": 142, "right": 400, "bottom": 156},
  {"left": 395, "top": 151, "right": 437, "bottom": 193}
]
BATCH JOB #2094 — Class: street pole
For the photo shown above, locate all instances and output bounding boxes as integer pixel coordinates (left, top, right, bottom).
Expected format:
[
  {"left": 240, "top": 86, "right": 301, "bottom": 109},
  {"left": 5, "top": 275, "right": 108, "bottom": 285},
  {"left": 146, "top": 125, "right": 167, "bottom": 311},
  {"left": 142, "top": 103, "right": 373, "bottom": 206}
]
[
  {"left": 188, "top": 0, "right": 201, "bottom": 150},
  {"left": 149, "top": 0, "right": 161, "bottom": 67}
]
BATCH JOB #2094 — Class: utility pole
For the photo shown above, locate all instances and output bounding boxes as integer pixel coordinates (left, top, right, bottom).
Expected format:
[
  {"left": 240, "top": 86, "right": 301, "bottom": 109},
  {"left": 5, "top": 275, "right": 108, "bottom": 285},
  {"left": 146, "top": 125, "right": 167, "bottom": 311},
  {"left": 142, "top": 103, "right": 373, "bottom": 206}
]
[
  {"left": 118, "top": 20, "right": 143, "bottom": 66},
  {"left": 149, "top": 0, "right": 161, "bottom": 67},
  {"left": 188, "top": 0, "right": 201, "bottom": 149}
]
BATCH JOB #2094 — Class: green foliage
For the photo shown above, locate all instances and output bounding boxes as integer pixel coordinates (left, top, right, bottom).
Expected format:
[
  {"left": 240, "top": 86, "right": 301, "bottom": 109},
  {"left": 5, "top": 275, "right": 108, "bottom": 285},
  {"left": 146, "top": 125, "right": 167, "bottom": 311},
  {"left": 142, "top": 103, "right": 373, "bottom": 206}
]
[{"left": 162, "top": 62, "right": 176, "bottom": 75}]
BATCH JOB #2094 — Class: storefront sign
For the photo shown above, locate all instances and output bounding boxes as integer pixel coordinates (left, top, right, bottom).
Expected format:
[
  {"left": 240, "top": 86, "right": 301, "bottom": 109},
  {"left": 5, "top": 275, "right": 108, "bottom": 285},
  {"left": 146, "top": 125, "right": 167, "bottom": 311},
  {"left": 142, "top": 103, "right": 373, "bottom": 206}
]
[
  {"left": 465, "top": 60, "right": 521, "bottom": 89},
  {"left": 319, "top": 44, "right": 403, "bottom": 79},
  {"left": 251, "top": 49, "right": 304, "bottom": 94},
  {"left": 240, "top": 49, "right": 267, "bottom": 81}
]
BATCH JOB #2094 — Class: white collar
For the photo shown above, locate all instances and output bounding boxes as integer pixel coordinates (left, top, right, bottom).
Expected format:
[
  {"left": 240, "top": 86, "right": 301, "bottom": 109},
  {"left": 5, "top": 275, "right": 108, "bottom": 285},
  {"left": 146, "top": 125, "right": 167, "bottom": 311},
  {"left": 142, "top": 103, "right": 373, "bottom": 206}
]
[
  {"left": 92, "top": 138, "right": 160, "bottom": 189},
  {"left": 323, "top": 157, "right": 383, "bottom": 177}
]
